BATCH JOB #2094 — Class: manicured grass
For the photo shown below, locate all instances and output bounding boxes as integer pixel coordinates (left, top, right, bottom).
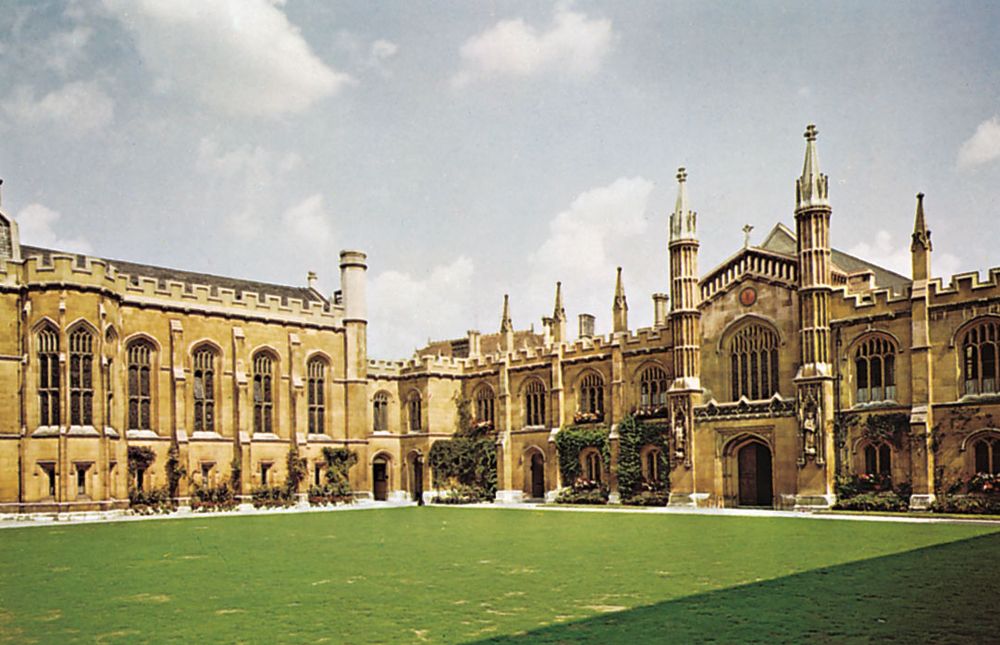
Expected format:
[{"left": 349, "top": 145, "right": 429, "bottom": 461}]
[{"left": 0, "top": 508, "right": 998, "bottom": 643}]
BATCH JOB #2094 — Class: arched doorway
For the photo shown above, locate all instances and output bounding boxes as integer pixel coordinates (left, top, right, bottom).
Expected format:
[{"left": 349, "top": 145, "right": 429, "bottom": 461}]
[
  {"left": 530, "top": 452, "right": 545, "bottom": 499},
  {"left": 372, "top": 456, "right": 389, "bottom": 501},
  {"left": 408, "top": 453, "right": 424, "bottom": 504},
  {"left": 737, "top": 441, "right": 773, "bottom": 507}
]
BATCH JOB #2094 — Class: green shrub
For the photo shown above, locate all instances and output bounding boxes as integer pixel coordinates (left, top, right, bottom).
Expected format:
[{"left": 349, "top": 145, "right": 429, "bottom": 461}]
[
  {"left": 623, "top": 487, "right": 669, "bottom": 507},
  {"left": 307, "top": 484, "right": 353, "bottom": 506},
  {"left": 251, "top": 485, "right": 296, "bottom": 509},
  {"left": 190, "top": 484, "right": 237, "bottom": 512},
  {"left": 834, "top": 491, "right": 908, "bottom": 512},
  {"left": 555, "top": 482, "right": 609, "bottom": 505},
  {"left": 128, "top": 487, "right": 174, "bottom": 515},
  {"left": 931, "top": 494, "right": 1000, "bottom": 515},
  {"left": 617, "top": 415, "right": 669, "bottom": 499},
  {"left": 427, "top": 437, "right": 496, "bottom": 501},
  {"left": 432, "top": 484, "right": 490, "bottom": 505}
]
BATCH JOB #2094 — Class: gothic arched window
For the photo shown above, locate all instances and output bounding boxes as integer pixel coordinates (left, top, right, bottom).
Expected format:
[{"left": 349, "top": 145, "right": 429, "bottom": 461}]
[
  {"left": 863, "top": 443, "right": 892, "bottom": 476},
  {"left": 373, "top": 391, "right": 389, "bottom": 432},
  {"left": 962, "top": 318, "right": 1000, "bottom": 396},
  {"left": 193, "top": 346, "right": 216, "bottom": 433},
  {"left": 973, "top": 436, "right": 1000, "bottom": 475},
  {"left": 524, "top": 379, "right": 546, "bottom": 427},
  {"left": 252, "top": 352, "right": 275, "bottom": 435},
  {"left": 579, "top": 373, "right": 605, "bottom": 417},
  {"left": 639, "top": 365, "right": 668, "bottom": 414},
  {"left": 307, "top": 357, "right": 327, "bottom": 434},
  {"left": 581, "top": 448, "right": 602, "bottom": 483},
  {"left": 68, "top": 326, "right": 94, "bottom": 426},
  {"left": 407, "top": 391, "right": 422, "bottom": 432},
  {"left": 127, "top": 340, "right": 154, "bottom": 431},
  {"left": 474, "top": 385, "right": 495, "bottom": 428},
  {"left": 729, "top": 323, "right": 779, "bottom": 401},
  {"left": 38, "top": 326, "right": 60, "bottom": 426},
  {"left": 855, "top": 335, "right": 897, "bottom": 403}
]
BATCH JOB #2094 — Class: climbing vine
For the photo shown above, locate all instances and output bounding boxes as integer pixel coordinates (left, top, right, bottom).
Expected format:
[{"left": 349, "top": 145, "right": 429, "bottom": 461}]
[
  {"left": 554, "top": 425, "right": 610, "bottom": 484},
  {"left": 617, "top": 415, "right": 670, "bottom": 504}
]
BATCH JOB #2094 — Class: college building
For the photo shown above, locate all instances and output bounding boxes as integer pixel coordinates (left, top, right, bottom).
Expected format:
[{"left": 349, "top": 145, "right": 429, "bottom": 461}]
[{"left": 1, "top": 125, "right": 998, "bottom": 513}]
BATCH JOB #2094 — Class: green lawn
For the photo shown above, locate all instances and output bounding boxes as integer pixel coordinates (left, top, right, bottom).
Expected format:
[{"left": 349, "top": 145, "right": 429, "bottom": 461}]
[{"left": 1, "top": 508, "right": 998, "bottom": 643}]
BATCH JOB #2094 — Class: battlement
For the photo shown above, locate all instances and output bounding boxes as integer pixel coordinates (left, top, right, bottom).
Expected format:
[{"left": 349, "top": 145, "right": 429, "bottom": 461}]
[
  {"left": 928, "top": 267, "right": 1000, "bottom": 302},
  {"left": 13, "top": 251, "right": 344, "bottom": 326},
  {"left": 832, "top": 283, "right": 911, "bottom": 312}
]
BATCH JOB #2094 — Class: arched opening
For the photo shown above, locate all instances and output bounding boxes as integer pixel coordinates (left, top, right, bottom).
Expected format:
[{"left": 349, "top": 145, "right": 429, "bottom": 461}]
[
  {"left": 372, "top": 455, "right": 390, "bottom": 501},
  {"left": 408, "top": 452, "right": 424, "bottom": 504},
  {"left": 737, "top": 441, "right": 773, "bottom": 507}
]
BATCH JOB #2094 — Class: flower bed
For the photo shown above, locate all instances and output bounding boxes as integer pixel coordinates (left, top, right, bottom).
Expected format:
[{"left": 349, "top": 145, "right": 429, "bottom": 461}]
[
  {"left": 835, "top": 491, "right": 908, "bottom": 512},
  {"left": 128, "top": 487, "right": 175, "bottom": 515},
  {"left": 190, "top": 484, "right": 238, "bottom": 512},
  {"left": 307, "top": 483, "right": 354, "bottom": 507},
  {"left": 623, "top": 488, "right": 669, "bottom": 507},
  {"left": 432, "top": 484, "right": 492, "bottom": 505},
  {"left": 931, "top": 494, "right": 1000, "bottom": 515}
]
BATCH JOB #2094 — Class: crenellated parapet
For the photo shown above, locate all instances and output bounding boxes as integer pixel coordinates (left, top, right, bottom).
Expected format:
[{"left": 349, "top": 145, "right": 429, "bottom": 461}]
[
  {"left": 927, "top": 267, "right": 1000, "bottom": 305},
  {"left": 12, "top": 250, "right": 343, "bottom": 327}
]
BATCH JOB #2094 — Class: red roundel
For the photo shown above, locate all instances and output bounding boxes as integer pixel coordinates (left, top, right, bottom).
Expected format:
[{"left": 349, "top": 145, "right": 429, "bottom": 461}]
[{"left": 740, "top": 287, "right": 757, "bottom": 307}]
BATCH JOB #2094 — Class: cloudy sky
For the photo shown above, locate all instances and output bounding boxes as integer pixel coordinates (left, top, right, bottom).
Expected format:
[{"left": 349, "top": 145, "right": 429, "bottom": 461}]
[{"left": 1, "top": 1, "right": 998, "bottom": 358}]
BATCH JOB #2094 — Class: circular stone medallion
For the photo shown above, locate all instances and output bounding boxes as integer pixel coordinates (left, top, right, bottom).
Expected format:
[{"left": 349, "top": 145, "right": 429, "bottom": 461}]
[{"left": 739, "top": 287, "right": 757, "bottom": 307}]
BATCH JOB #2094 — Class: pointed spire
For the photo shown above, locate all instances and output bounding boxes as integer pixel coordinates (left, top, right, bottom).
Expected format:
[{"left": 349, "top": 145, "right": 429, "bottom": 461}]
[
  {"left": 911, "top": 192, "right": 932, "bottom": 252},
  {"left": 796, "top": 124, "right": 830, "bottom": 210},
  {"left": 670, "top": 167, "right": 697, "bottom": 241},
  {"left": 552, "top": 281, "right": 567, "bottom": 321},
  {"left": 500, "top": 294, "right": 513, "bottom": 333},
  {"left": 614, "top": 267, "right": 627, "bottom": 308}
]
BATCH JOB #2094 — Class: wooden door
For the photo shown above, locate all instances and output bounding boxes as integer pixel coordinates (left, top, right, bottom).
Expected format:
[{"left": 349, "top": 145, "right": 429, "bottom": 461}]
[
  {"left": 412, "top": 458, "right": 424, "bottom": 503},
  {"left": 738, "top": 444, "right": 758, "bottom": 506},
  {"left": 373, "top": 461, "right": 388, "bottom": 501},
  {"left": 755, "top": 444, "right": 773, "bottom": 506},
  {"left": 530, "top": 454, "right": 545, "bottom": 498}
]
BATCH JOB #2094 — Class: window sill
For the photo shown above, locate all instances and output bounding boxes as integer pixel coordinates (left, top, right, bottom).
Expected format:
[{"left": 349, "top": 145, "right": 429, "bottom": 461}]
[
  {"left": 67, "top": 426, "right": 100, "bottom": 437},
  {"left": 104, "top": 427, "right": 120, "bottom": 439},
  {"left": 851, "top": 400, "right": 900, "bottom": 411},
  {"left": 251, "top": 432, "right": 282, "bottom": 442},
  {"left": 307, "top": 433, "right": 333, "bottom": 442},
  {"left": 31, "top": 426, "right": 61, "bottom": 437},
  {"left": 190, "top": 431, "right": 225, "bottom": 441},
  {"left": 126, "top": 429, "right": 160, "bottom": 440}
]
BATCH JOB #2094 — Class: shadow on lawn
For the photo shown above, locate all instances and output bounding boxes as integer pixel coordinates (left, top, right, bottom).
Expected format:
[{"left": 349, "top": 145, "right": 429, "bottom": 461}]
[{"left": 473, "top": 531, "right": 1000, "bottom": 644}]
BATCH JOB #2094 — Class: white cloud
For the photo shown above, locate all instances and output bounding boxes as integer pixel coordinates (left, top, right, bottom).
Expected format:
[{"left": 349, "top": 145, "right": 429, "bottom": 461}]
[
  {"left": 2, "top": 81, "right": 114, "bottom": 135},
  {"left": 196, "top": 136, "right": 301, "bottom": 237},
  {"left": 371, "top": 39, "right": 398, "bottom": 62},
  {"left": 453, "top": 6, "right": 614, "bottom": 86},
  {"left": 16, "top": 203, "right": 93, "bottom": 254},
  {"left": 45, "top": 25, "right": 93, "bottom": 74},
  {"left": 369, "top": 256, "right": 476, "bottom": 358},
  {"left": 848, "top": 230, "right": 960, "bottom": 284},
  {"left": 280, "top": 194, "right": 334, "bottom": 249},
  {"left": 958, "top": 116, "right": 1000, "bottom": 168},
  {"left": 103, "top": 0, "right": 353, "bottom": 117}
]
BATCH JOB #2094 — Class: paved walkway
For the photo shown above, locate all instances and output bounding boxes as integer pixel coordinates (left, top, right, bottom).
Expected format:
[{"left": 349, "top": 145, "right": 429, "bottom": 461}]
[{"left": 3, "top": 499, "right": 999, "bottom": 530}]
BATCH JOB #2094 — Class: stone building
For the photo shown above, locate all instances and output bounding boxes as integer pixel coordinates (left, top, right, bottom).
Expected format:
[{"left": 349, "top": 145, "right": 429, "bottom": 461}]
[{"left": 1, "top": 124, "right": 998, "bottom": 513}]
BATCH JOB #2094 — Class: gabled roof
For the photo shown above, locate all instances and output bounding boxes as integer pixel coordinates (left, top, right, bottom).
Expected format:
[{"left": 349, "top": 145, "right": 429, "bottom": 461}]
[
  {"left": 21, "top": 245, "right": 328, "bottom": 306},
  {"left": 758, "top": 224, "right": 911, "bottom": 294}
]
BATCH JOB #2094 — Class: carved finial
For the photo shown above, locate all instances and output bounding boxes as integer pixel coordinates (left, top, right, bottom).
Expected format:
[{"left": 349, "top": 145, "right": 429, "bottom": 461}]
[
  {"left": 804, "top": 124, "right": 818, "bottom": 141},
  {"left": 742, "top": 224, "right": 754, "bottom": 248},
  {"left": 676, "top": 167, "right": 687, "bottom": 183}
]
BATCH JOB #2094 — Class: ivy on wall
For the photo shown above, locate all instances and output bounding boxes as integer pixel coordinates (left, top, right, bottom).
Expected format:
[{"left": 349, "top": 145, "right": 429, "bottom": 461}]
[
  {"left": 427, "top": 394, "right": 497, "bottom": 500},
  {"left": 554, "top": 425, "right": 610, "bottom": 484},
  {"left": 616, "top": 415, "right": 670, "bottom": 501}
]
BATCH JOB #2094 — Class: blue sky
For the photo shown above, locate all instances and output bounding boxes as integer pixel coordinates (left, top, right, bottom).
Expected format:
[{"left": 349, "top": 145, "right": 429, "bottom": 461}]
[{"left": 1, "top": 1, "right": 999, "bottom": 358}]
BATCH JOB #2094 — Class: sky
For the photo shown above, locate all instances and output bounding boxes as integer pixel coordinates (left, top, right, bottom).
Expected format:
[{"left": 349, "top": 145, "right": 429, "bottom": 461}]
[{"left": 1, "top": 1, "right": 999, "bottom": 359}]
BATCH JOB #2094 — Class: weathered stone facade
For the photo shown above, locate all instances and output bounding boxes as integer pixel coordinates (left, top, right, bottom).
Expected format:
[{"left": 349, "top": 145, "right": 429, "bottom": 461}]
[{"left": 1, "top": 124, "right": 998, "bottom": 513}]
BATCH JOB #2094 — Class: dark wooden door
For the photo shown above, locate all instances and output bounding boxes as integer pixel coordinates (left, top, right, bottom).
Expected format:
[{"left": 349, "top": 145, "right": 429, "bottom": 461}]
[
  {"left": 738, "top": 442, "right": 773, "bottom": 507},
  {"left": 530, "top": 454, "right": 545, "bottom": 498},
  {"left": 412, "top": 458, "right": 424, "bottom": 503},
  {"left": 738, "top": 444, "right": 758, "bottom": 506},
  {"left": 373, "top": 462, "right": 388, "bottom": 501}
]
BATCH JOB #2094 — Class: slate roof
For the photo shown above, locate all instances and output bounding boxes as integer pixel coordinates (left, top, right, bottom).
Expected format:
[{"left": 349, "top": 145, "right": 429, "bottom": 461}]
[
  {"left": 758, "top": 224, "right": 911, "bottom": 294},
  {"left": 21, "top": 245, "right": 328, "bottom": 307}
]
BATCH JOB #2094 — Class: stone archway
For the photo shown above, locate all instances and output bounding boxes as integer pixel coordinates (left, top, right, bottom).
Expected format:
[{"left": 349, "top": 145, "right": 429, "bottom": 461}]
[
  {"left": 407, "top": 451, "right": 424, "bottom": 504},
  {"left": 372, "top": 453, "right": 391, "bottom": 501}
]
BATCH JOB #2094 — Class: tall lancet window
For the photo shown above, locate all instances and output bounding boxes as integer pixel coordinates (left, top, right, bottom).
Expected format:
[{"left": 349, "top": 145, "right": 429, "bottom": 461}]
[
  {"left": 729, "top": 323, "right": 779, "bottom": 401},
  {"left": 307, "top": 357, "right": 326, "bottom": 434},
  {"left": 193, "top": 346, "right": 216, "bottom": 432},
  {"left": 963, "top": 318, "right": 1000, "bottom": 396},
  {"left": 68, "top": 326, "right": 94, "bottom": 426},
  {"left": 127, "top": 340, "right": 154, "bottom": 430},
  {"left": 855, "top": 335, "right": 897, "bottom": 404},
  {"left": 38, "top": 327, "right": 60, "bottom": 426},
  {"left": 253, "top": 352, "right": 274, "bottom": 435}
]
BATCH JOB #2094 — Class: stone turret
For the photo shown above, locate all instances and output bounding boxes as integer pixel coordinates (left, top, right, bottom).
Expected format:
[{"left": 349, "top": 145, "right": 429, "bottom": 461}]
[
  {"left": 499, "top": 294, "right": 513, "bottom": 353},
  {"left": 792, "top": 124, "right": 835, "bottom": 508},
  {"left": 909, "top": 192, "right": 936, "bottom": 509},
  {"left": 339, "top": 250, "right": 368, "bottom": 443},
  {"left": 550, "top": 282, "right": 567, "bottom": 344}
]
